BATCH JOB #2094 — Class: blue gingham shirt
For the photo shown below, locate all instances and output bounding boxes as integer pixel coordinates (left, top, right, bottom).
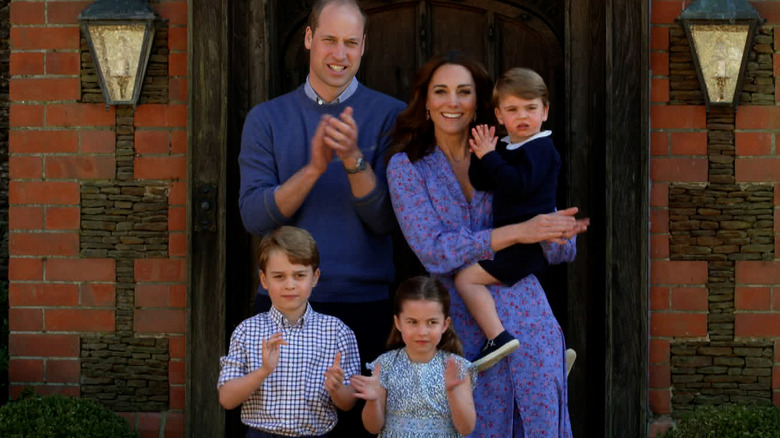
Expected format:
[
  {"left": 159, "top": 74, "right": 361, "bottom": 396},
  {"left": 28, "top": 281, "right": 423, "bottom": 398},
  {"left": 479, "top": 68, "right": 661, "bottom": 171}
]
[{"left": 218, "top": 304, "right": 361, "bottom": 435}]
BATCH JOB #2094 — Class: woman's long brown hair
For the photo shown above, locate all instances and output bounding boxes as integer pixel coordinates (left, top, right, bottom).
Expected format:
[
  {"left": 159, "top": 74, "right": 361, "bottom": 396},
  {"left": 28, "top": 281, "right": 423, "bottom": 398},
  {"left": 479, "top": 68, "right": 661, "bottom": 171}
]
[
  {"left": 386, "top": 276, "right": 463, "bottom": 356},
  {"left": 387, "top": 50, "right": 495, "bottom": 163}
]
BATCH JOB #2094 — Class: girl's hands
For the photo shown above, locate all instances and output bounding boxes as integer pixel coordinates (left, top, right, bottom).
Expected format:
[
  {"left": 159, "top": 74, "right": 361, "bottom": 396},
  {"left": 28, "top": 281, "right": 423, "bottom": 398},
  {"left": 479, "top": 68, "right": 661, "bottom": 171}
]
[
  {"left": 260, "top": 333, "right": 287, "bottom": 374},
  {"left": 324, "top": 352, "right": 345, "bottom": 393},
  {"left": 352, "top": 363, "right": 383, "bottom": 401},
  {"left": 468, "top": 125, "right": 498, "bottom": 159},
  {"left": 444, "top": 357, "right": 467, "bottom": 392}
]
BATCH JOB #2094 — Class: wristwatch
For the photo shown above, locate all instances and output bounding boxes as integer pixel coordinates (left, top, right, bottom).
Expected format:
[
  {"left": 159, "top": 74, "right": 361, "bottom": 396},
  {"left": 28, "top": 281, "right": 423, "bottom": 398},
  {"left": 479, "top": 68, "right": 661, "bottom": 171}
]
[{"left": 344, "top": 156, "right": 367, "bottom": 174}]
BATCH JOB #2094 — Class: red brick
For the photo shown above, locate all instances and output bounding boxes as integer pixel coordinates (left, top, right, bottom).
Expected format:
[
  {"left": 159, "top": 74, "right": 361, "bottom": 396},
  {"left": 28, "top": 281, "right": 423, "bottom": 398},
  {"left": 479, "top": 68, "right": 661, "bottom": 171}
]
[
  {"left": 10, "top": 1, "right": 45, "bottom": 25},
  {"left": 169, "top": 284, "right": 186, "bottom": 308},
  {"left": 81, "top": 131, "right": 115, "bottom": 153},
  {"left": 651, "top": 52, "right": 669, "bottom": 77},
  {"left": 671, "top": 287, "right": 707, "bottom": 311},
  {"left": 651, "top": 131, "right": 668, "bottom": 156},
  {"left": 47, "top": 104, "right": 115, "bottom": 127},
  {"left": 651, "top": 235, "right": 669, "bottom": 259},
  {"left": 47, "top": 1, "right": 91, "bottom": 24},
  {"left": 649, "top": 363, "right": 671, "bottom": 388},
  {"left": 651, "top": 79, "right": 669, "bottom": 103},
  {"left": 10, "top": 233, "right": 79, "bottom": 256},
  {"left": 170, "top": 385, "right": 185, "bottom": 410},
  {"left": 136, "top": 284, "right": 169, "bottom": 307},
  {"left": 649, "top": 389, "right": 671, "bottom": 414},
  {"left": 136, "top": 259, "right": 185, "bottom": 282},
  {"left": 169, "top": 233, "right": 186, "bottom": 257},
  {"left": 81, "top": 284, "right": 116, "bottom": 307},
  {"left": 650, "top": 312, "right": 707, "bottom": 337},
  {"left": 169, "top": 78, "right": 187, "bottom": 102},
  {"left": 651, "top": 106, "right": 706, "bottom": 129},
  {"left": 135, "top": 131, "right": 170, "bottom": 154},
  {"left": 168, "top": 27, "right": 187, "bottom": 51},
  {"left": 9, "top": 257, "right": 43, "bottom": 281},
  {"left": 736, "top": 106, "right": 780, "bottom": 129},
  {"left": 45, "top": 155, "right": 116, "bottom": 179},
  {"left": 10, "top": 130, "right": 79, "bottom": 153},
  {"left": 45, "top": 359, "right": 80, "bottom": 383},
  {"left": 10, "top": 104, "right": 44, "bottom": 127},
  {"left": 650, "top": 208, "right": 669, "bottom": 233},
  {"left": 651, "top": 27, "right": 669, "bottom": 50},
  {"left": 650, "top": 339, "right": 670, "bottom": 363},
  {"left": 118, "top": 413, "right": 136, "bottom": 429},
  {"left": 169, "top": 206, "right": 185, "bottom": 231},
  {"left": 10, "top": 385, "right": 79, "bottom": 398},
  {"left": 169, "top": 53, "right": 187, "bottom": 76},
  {"left": 651, "top": 287, "right": 670, "bottom": 310},
  {"left": 651, "top": 1, "right": 683, "bottom": 24},
  {"left": 651, "top": 260, "right": 707, "bottom": 285},
  {"left": 135, "top": 156, "right": 186, "bottom": 180},
  {"left": 10, "top": 52, "right": 44, "bottom": 75},
  {"left": 153, "top": 1, "right": 187, "bottom": 25},
  {"left": 46, "top": 52, "right": 81, "bottom": 75},
  {"left": 753, "top": 2, "right": 780, "bottom": 25},
  {"left": 164, "top": 412, "right": 185, "bottom": 438},
  {"left": 47, "top": 258, "right": 115, "bottom": 282},
  {"left": 651, "top": 157, "right": 708, "bottom": 182},
  {"left": 649, "top": 419, "right": 675, "bottom": 438},
  {"left": 9, "top": 283, "right": 79, "bottom": 307},
  {"left": 10, "top": 181, "right": 80, "bottom": 204},
  {"left": 10, "top": 27, "right": 80, "bottom": 50},
  {"left": 735, "top": 313, "right": 780, "bottom": 337},
  {"left": 138, "top": 413, "right": 162, "bottom": 438},
  {"left": 135, "top": 105, "right": 187, "bottom": 128},
  {"left": 45, "top": 308, "right": 114, "bottom": 332},
  {"left": 169, "top": 336, "right": 185, "bottom": 359},
  {"left": 670, "top": 131, "right": 707, "bottom": 156},
  {"left": 169, "top": 360, "right": 185, "bottom": 384},
  {"left": 9, "top": 155, "right": 43, "bottom": 179},
  {"left": 46, "top": 207, "right": 80, "bottom": 230},
  {"left": 10, "top": 333, "right": 80, "bottom": 357},
  {"left": 735, "top": 287, "right": 771, "bottom": 311},
  {"left": 10, "top": 308, "right": 43, "bottom": 331},
  {"left": 9, "top": 206, "right": 44, "bottom": 230},
  {"left": 10, "top": 359, "right": 44, "bottom": 382},
  {"left": 736, "top": 261, "right": 780, "bottom": 284},
  {"left": 135, "top": 309, "right": 185, "bottom": 333},
  {"left": 735, "top": 132, "right": 772, "bottom": 156},
  {"left": 169, "top": 181, "right": 186, "bottom": 205},
  {"left": 735, "top": 158, "right": 780, "bottom": 182},
  {"left": 171, "top": 131, "right": 186, "bottom": 154}
]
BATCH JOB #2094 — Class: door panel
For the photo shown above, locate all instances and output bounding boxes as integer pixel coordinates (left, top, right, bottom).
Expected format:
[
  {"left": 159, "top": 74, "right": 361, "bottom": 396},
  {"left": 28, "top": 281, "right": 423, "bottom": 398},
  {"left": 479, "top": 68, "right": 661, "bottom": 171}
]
[{"left": 429, "top": 5, "right": 489, "bottom": 65}]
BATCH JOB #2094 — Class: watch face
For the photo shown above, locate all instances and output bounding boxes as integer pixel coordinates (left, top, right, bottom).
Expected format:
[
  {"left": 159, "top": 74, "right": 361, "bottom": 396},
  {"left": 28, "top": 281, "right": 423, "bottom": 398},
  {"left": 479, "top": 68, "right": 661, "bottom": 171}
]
[{"left": 347, "top": 157, "right": 366, "bottom": 173}]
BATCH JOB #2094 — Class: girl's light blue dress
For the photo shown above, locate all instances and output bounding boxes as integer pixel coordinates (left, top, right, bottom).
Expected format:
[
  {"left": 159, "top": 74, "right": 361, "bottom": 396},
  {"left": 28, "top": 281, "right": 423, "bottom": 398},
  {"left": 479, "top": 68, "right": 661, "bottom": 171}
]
[{"left": 367, "top": 348, "right": 476, "bottom": 438}]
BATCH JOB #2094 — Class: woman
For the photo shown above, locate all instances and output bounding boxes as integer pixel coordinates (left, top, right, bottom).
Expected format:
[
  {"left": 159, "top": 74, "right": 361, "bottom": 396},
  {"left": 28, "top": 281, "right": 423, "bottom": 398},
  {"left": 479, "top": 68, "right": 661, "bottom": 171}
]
[{"left": 386, "top": 51, "right": 585, "bottom": 437}]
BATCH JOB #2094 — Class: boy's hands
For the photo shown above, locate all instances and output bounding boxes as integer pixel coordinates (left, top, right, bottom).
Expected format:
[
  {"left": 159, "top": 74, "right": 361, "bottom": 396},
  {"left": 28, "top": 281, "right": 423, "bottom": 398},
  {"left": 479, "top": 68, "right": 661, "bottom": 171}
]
[
  {"left": 260, "top": 333, "right": 288, "bottom": 374},
  {"left": 351, "top": 363, "right": 383, "bottom": 401},
  {"left": 444, "top": 357, "right": 468, "bottom": 392},
  {"left": 324, "top": 352, "right": 345, "bottom": 393},
  {"left": 469, "top": 124, "right": 498, "bottom": 159}
]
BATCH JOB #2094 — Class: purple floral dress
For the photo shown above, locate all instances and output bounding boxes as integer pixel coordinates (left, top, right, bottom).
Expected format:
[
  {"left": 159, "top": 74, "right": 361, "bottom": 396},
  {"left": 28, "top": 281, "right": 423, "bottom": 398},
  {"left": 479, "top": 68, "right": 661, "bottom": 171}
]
[{"left": 387, "top": 148, "right": 574, "bottom": 438}]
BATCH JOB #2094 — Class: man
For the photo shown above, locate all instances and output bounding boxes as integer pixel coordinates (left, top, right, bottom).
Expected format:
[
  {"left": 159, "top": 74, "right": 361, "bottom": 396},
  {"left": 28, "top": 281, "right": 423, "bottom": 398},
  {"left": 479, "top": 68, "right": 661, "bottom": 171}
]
[{"left": 238, "top": 0, "right": 405, "bottom": 435}]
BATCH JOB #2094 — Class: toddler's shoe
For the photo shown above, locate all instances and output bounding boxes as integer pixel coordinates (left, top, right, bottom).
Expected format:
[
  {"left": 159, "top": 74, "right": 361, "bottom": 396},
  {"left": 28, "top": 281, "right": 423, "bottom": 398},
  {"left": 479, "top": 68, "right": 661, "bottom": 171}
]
[
  {"left": 473, "top": 330, "right": 519, "bottom": 372},
  {"left": 565, "top": 348, "right": 577, "bottom": 377}
]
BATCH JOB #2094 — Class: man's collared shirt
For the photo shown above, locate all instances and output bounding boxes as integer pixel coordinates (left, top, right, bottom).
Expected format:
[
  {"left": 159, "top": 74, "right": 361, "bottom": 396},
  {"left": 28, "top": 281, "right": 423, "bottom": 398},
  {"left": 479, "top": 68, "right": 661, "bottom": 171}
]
[
  {"left": 304, "top": 76, "right": 359, "bottom": 105},
  {"left": 218, "top": 304, "right": 360, "bottom": 435}
]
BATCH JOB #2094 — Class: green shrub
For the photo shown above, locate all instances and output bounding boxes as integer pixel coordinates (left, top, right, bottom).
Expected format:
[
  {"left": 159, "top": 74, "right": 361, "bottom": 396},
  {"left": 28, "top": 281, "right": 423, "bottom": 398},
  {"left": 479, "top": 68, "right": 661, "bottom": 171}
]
[
  {"left": 0, "top": 392, "right": 139, "bottom": 438},
  {"left": 662, "top": 404, "right": 780, "bottom": 438}
]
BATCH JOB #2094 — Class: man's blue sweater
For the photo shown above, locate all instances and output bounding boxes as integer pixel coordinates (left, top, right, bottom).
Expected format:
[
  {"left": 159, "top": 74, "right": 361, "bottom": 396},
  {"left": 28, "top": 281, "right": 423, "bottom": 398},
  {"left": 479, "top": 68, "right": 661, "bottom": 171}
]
[{"left": 239, "top": 84, "right": 406, "bottom": 303}]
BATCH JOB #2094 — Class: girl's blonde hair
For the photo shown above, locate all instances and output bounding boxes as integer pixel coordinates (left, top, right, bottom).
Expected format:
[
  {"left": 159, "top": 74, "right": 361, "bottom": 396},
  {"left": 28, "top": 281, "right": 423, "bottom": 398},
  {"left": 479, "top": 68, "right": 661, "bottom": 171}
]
[{"left": 386, "top": 276, "right": 463, "bottom": 356}]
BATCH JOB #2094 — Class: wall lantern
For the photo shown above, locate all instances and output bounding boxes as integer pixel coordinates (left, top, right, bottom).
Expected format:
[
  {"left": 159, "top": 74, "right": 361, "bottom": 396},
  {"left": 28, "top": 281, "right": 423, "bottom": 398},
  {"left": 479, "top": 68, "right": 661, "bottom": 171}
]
[
  {"left": 678, "top": 0, "right": 763, "bottom": 110},
  {"left": 79, "top": 0, "right": 159, "bottom": 107}
]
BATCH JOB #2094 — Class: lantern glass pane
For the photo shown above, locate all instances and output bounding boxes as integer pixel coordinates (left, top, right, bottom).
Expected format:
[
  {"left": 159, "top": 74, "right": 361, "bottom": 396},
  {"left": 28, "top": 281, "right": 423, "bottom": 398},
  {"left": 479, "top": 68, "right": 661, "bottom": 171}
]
[
  {"left": 689, "top": 24, "right": 749, "bottom": 104},
  {"left": 87, "top": 24, "right": 146, "bottom": 103}
]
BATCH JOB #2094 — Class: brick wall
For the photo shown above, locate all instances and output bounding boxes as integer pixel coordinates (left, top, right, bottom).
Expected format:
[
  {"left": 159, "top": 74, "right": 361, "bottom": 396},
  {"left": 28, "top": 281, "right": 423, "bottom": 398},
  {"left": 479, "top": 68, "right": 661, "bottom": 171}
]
[
  {"left": 7, "top": 1, "right": 187, "bottom": 437},
  {"left": 649, "top": 1, "right": 780, "bottom": 436}
]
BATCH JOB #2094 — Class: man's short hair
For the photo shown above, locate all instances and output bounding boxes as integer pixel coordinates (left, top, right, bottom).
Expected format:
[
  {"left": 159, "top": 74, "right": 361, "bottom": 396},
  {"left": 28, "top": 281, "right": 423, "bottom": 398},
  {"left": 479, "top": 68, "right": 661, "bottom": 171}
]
[
  {"left": 258, "top": 226, "right": 320, "bottom": 272},
  {"left": 308, "top": 0, "right": 368, "bottom": 35},
  {"left": 493, "top": 67, "right": 549, "bottom": 107}
]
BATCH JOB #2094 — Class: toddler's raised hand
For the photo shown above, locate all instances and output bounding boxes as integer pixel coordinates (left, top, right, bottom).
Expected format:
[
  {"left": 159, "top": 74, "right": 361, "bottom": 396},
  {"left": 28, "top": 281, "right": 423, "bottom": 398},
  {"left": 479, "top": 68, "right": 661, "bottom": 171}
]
[
  {"left": 352, "top": 363, "right": 382, "bottom": 401},
  {"left": 444, "top": 357, "right": 467, "bottom": 392},
  {"left": 469, "top": 124, "right": 497, "bottom": 159},
  {"left": 324, "top": 352, "right": 345, "bottom": 393},
  {"left": 260, "top": 333, "right": 287, "bottom": 374}
]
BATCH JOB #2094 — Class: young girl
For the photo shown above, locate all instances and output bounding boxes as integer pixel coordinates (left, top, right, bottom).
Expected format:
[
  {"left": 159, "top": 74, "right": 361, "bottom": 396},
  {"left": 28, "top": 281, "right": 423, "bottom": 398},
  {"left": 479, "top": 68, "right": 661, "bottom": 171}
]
[{"left": 351, "top": 276, "right": 476, "bottom": 437}]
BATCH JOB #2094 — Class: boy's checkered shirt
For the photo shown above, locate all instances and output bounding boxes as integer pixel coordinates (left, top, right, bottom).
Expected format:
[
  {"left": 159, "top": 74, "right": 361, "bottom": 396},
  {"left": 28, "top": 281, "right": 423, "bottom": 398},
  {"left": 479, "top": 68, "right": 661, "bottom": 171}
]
[{"left": 218, "top": 304, "right": 360, "bottom": 436}]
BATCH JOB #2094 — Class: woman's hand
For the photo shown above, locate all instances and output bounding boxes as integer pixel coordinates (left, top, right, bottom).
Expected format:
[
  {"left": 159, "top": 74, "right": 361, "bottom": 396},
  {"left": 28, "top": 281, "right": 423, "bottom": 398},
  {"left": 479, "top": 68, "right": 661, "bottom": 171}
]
[{"left": 514, "top": 207, "right": 589, "bottom": 244}]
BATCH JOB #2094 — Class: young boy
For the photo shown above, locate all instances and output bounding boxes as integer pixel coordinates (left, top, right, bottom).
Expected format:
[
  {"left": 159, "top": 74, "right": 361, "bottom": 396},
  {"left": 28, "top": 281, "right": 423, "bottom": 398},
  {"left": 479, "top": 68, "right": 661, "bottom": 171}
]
[
  {"left": 456, "top": 68, "right": 575, "bottom": 373},
  {"left": 218, "top": 226, "right": 360, "bottom": 437}
]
